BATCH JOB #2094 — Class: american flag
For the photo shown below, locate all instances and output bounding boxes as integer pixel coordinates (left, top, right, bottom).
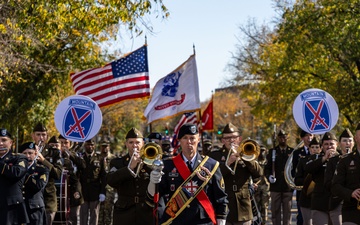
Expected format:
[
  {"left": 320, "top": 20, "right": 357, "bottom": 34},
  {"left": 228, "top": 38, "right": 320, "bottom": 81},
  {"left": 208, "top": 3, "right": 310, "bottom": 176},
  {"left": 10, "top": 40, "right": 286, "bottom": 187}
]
[{"left": 70, "top": 45, "right": 150, "bottom": 107}]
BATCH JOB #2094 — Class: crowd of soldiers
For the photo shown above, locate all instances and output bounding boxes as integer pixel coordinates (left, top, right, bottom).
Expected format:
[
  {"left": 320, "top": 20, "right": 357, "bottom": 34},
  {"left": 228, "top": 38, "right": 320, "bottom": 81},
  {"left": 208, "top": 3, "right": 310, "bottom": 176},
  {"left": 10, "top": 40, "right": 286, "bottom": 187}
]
[{"left": 1, "top": 121, "right": 360, "bottom": 225}]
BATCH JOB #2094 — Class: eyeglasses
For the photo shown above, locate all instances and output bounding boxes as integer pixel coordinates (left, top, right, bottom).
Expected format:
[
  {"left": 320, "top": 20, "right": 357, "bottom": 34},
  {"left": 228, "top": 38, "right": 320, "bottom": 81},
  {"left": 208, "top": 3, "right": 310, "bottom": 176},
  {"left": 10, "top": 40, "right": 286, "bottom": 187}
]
[{"left": 222, "top": 136, "right": 239, "bottom": 141}]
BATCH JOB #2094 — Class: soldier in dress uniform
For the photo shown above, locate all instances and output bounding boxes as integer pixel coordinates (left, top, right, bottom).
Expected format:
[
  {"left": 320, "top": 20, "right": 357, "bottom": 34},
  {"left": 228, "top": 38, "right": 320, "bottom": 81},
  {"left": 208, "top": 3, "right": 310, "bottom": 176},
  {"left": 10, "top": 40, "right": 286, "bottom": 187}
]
[
  {"left": 147, "top": 123, "right": 229, "bottom": 225},
  {"left": 264, "top": 129, "right": 294, "bottom": 225},
  {"left": 324, "top": 128, "right": 354, "bottom": 225},
  {"left": 0, "top": 128, "right": 29, "bottom": 225},
  {"left": 295, "top": 136, "right": 321, "bottom": 225},
  {"left": 106, "top": 127, "right": 153, "bottom": 225},
  {"left": 291, "top": 129, "right": 313, "bottom": 225},
  {"left": 79, "top": 138, "right": 106, "bottom": 225},
  {"left": 58, "top": 134, "right": 85, "bottom": 225},
  {"left": 253, "top": 145, "right": 270, "bottom": 224},
  {"left": 98, "top": 139, "right": 116, "bottom": 225},
  {"left": 161, "top": 139, "right": 174, "bottom": 159},
  {"left": 208, "top": 123, "right": 262, "bottom": 225},
  {"left": 202, "top": 139, "right": 213, "bottom": 156},
  {"left": 332, "top": 123, "right": 360, "bottom": 225},
  {"left": 32, "top": 123, "right": 63, "bottom": 225},
  {"left": 304, "top": 131, "right": 338, "bottom": 225},
  {"left": 147, "top": 132, "right": 163, "bottom": 145},
  {"left": 20, "top": 141, "right": 50, "bottom": 225}
]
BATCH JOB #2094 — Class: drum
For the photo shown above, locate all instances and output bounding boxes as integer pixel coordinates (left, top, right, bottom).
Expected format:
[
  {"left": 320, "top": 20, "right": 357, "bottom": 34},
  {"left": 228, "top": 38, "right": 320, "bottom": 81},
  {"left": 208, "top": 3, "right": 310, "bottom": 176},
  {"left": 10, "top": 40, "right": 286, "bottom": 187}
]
[{"left": 53, "top": 170, "right": 70, "bottom": 224}]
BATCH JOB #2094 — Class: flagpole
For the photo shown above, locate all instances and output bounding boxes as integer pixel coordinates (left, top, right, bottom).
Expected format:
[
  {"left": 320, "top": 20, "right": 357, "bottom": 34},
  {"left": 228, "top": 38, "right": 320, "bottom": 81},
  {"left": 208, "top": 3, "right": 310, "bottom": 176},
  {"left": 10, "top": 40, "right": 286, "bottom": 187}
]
[
  {"left": 198, "top": 109, "right": 204, "bottom": 153},
  {"left": 210, "top": 91, "right": 214, "bottom": 143},
  {"left": 193, "top": 43, "right": 196, "bottom": 55}
]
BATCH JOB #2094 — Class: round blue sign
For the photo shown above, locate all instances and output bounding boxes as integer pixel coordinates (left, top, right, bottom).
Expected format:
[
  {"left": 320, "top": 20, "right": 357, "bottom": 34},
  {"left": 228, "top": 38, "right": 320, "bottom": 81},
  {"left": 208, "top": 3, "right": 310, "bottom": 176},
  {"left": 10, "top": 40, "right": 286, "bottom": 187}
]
[
  {"left": 54, "top": 95, "right": 102, "bottom": 142},
  {"left": 293, "top": 88, "right": 338, "bottom": 135}
]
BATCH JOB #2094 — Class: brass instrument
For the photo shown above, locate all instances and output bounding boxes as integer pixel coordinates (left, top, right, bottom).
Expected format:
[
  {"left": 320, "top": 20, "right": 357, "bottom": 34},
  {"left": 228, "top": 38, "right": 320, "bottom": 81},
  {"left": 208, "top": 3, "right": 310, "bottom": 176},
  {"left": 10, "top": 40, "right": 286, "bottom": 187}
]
[
  {"left": 284, "top": 141, "right": 304, "bottom": 190},
  {"left": 128, "top": 142, "right": 163, "bottom": 178},
  {"left": 225, "top": 139, "right": 260, "bottom": 175}
]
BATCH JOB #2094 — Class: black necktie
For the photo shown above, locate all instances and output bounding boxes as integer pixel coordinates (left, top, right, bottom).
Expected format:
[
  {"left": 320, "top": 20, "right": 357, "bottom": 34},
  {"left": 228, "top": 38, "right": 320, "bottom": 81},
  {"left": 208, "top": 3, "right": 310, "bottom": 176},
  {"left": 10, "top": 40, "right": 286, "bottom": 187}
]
[{"left": 187, "top": 161, "right": 193, "bottom": 172}]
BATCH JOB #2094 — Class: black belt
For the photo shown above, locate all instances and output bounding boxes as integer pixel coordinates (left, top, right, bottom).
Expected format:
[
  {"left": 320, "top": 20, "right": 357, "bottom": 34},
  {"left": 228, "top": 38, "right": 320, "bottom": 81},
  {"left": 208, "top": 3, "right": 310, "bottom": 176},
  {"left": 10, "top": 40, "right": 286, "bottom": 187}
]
[{"left": 118, "top": 195, "right": 144, "bottom": 204}]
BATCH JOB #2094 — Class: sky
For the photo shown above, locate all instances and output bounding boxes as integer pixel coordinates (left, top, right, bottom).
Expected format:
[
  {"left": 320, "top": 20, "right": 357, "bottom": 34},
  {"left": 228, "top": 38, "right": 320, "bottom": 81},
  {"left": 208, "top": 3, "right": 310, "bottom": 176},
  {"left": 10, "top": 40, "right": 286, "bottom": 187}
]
[{"left": 116, "top": 0, "right": 277, "bottom": 102}]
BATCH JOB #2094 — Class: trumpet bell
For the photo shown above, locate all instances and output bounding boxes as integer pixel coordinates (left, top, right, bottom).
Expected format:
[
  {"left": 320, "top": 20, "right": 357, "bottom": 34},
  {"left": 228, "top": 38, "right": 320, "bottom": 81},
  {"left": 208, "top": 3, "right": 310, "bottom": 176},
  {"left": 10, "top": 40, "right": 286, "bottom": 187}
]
[
  {"left": 140, "top": 142, "right": 163, "bottom": 166},
  {"left": 239, "top": 139, "right": 260, "bottom": 161}
]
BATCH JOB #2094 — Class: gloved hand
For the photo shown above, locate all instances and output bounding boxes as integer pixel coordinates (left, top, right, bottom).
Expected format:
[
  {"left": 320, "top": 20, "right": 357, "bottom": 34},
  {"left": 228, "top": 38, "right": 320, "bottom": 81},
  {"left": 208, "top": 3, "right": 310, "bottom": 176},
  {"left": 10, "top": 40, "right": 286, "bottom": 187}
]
[
  {"left": 99, "top": 194, "right": 106, "bottom": 202},
  {"left": 150, "top": 170, "right": 162, "bottom": 184},
  {"left": 216, "top": 219, "right": 226, "bottom": 225},
  {"left": 148, "top": 170, "right": 162, "bottom": 196},
  {"left": 268, "top": 175, "right": 276, "bottom": 184}
]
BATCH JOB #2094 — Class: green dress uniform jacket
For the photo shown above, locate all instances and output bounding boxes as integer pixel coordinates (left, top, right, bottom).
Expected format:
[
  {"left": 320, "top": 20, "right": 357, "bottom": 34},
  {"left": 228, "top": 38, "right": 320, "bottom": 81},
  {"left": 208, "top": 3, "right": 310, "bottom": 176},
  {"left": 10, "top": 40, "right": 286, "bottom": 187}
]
[
  {"left": 324, "top": 152, "right": 344, "bottom": 211},
  {"left": 295, "top": 156, "right": 312, "bottom": 208},
  {"left": 41, "top": 147, "right": 63, "bottom": 213},
  {"left": 61, "top": 151, "right": 85, "bottom": 206},
  {"left": 332, "top": 150, "right": 360, "bottom": 224},
  {"left": 107, "top": 154, "right": 153, "bottom": 225},
  {"left": 264, "top": 145, "right": 294, "bottom": 192},
  {"left": 0, "top": 151, "right": 29, "bottom": 225},
  {"left": 208, "top": 146, "right": 262, "bottom": 222},
  {"left": 304, "top": 152, "right": 330, "bottom": 212},
  {"left": 23, "top": 161, "right": 50, "bottom": 225},
  {"left": 79, "top": 153, "right": 106, "bottom": 201}
]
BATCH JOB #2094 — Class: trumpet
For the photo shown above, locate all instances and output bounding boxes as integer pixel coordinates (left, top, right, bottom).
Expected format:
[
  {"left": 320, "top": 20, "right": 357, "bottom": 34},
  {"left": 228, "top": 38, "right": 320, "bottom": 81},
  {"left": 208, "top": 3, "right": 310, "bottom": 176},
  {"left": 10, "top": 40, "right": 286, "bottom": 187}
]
[
  {"left": 225, "top": 139, "right": 260, "bottom": 175},
  {"left": 128, "top": 142, "right": 163, "bottom": 178}
]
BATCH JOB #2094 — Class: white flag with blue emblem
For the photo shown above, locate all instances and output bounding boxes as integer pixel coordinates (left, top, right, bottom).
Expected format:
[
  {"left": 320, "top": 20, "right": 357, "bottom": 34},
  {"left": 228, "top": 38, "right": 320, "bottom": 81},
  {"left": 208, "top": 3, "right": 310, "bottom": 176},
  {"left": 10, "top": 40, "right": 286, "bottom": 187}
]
[{"left": 144, "top": 54, "right": 200, "bottom": 124}]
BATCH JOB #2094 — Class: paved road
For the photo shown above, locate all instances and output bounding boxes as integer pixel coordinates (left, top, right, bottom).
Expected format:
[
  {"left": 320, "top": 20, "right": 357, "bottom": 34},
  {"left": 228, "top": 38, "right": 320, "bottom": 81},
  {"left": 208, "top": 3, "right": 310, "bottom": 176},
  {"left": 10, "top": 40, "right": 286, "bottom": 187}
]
[{"left": 263, "top": 191, "right": 299, "bottom": 225}]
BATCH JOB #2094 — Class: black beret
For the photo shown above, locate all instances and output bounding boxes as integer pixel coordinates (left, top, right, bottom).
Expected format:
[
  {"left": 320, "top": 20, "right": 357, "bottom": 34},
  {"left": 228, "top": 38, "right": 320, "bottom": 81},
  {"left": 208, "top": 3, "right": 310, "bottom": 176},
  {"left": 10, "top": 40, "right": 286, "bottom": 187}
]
[
  {"left": 49, "top": 135, "right": 60, "bottom": 143},
  {"left": 177, "top": 124, "right": 198, "bottom": 139},
  {"left": 19, "top": 142, "right": 36, "bottom": 153},
  {"left": 0, "top": 128, "right": 12, "bottom": 139},
  {"left": 309, "top": 136, "right": 320, "bottom": 146},
  {"left": 339, "top": 128, "right": 353, "bottom": 140},
  {"left": 278, "top": 129, "right": 287, "bottom": 136},
  {"left": 322, "top": 132, "right": 337, "bottom": 142},
  {"left": 147, "top": 132, "right": 162, "bottom": 141},
  {"left": 125, "top": 128, "right": 143, "bottom": 139},
  {"left": 33, "top": 123, "right": 47, "bottom": 132},
  {"left": 300, "top": 129, "right": 310, "bottom": 138},
  {"left": 222, "top": 123, "right": 239, "bottom": 134}
]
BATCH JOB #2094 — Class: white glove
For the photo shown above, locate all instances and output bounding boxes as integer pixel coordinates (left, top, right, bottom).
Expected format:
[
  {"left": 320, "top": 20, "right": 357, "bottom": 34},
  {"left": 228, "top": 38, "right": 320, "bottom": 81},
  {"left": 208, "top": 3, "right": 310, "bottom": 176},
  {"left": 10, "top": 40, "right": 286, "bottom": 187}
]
[
  {"left": 268, "top": 175, "right": 277, "bottom": 184},
  {"left": 150, "top": 170, "right": 162, "bottom": 184},
  {"left": 216, "top": 219, "right": 226, "bottom": 225},
  {"left": 148, "top": 170, "right": 162, "bottom": 196},
  {"left": 99, "top": 194, "right": 106, "bottom": 202}
]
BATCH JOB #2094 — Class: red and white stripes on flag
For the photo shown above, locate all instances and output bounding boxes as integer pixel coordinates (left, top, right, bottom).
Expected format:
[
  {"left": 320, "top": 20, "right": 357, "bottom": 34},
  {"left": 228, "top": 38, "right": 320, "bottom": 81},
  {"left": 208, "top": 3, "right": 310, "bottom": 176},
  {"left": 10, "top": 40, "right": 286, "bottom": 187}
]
[{"left": 70, "top": 45, "right": 150, "bottom": 108}]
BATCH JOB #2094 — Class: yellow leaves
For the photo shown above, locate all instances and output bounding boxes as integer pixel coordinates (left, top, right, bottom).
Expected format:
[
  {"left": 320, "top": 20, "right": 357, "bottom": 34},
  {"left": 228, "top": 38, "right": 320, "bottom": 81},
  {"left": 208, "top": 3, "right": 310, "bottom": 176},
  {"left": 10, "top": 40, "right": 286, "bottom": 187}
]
[{"left": 0, "top": 24, "right": 6, "bottom": 34}]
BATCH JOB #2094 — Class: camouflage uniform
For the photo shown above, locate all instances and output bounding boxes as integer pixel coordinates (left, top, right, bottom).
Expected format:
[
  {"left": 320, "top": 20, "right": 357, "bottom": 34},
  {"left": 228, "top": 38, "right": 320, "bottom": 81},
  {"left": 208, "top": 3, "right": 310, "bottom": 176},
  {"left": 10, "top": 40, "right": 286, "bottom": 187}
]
[
  {"left": 254, "top": 148, "right": 270, "bottom": 223},
  {"left": 99, "top": 150, "right": 117, "bottom": 225}
]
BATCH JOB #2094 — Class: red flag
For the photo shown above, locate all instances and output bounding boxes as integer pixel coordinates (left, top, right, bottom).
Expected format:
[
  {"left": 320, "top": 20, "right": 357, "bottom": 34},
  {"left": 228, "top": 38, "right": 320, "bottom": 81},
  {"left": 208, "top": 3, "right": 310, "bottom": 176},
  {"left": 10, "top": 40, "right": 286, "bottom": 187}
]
[
  {"left": 201, "top": 98, "right": 213, "bottom": 131},
  {"left": 70, "top": 45, "right": 150, "bottom": 108}
]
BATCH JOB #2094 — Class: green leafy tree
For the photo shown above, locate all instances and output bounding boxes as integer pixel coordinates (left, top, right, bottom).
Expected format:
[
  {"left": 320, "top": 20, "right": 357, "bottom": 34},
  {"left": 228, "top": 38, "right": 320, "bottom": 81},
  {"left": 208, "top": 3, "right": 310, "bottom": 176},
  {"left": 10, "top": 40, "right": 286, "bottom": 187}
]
[
  {"left": 228, "top": 0, "right": 360, "bottom": 139},
  {"left": 0, "top": 0, "right": 168, "bottom": 142}
]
